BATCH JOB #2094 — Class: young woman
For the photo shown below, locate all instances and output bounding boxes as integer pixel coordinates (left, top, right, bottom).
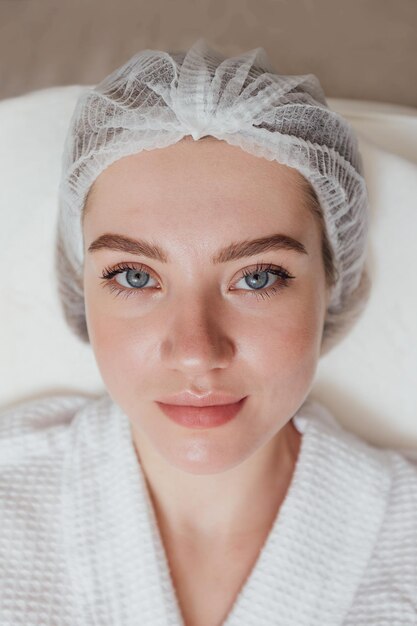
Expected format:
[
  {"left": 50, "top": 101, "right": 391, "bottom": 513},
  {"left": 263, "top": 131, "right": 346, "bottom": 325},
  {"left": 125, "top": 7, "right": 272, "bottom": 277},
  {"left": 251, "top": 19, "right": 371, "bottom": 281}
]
[{"left": 1, "top": 38, "right": 416, "bottom": 626}]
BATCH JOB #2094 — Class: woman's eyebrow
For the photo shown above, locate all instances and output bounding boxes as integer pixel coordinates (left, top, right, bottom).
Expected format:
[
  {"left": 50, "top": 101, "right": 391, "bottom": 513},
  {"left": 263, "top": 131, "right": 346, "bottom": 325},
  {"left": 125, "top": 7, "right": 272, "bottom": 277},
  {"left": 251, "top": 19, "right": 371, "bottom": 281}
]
[{"left": 87, "top": 232, "right": 308, "bottom": 264}]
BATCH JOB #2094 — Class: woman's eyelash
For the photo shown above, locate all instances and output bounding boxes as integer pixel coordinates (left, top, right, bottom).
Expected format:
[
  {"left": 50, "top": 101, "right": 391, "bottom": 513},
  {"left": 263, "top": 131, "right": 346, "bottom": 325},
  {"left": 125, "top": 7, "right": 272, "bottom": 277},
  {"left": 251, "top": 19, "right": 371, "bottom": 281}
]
[{"left": 99, "top": 261, "right": 295, "bottom": 302}]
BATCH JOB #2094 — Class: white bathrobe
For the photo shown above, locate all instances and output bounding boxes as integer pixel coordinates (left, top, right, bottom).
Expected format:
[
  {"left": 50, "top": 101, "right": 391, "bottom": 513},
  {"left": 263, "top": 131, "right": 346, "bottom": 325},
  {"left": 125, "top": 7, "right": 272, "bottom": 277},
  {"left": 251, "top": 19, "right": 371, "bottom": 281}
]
[{"left": 0, "top": 392, "right": 416, "bottom": 625}]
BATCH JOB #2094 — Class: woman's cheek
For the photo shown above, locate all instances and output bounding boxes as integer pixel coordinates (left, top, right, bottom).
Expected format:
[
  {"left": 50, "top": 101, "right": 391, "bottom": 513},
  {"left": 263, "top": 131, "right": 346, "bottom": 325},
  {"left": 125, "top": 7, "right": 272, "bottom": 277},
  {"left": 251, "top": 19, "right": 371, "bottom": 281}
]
[
  {"left": 268, "top": 296, "right": 324, "bottom": 382},
  {"left": 85, "top": 301, "right": 135, "bottom": 389}
]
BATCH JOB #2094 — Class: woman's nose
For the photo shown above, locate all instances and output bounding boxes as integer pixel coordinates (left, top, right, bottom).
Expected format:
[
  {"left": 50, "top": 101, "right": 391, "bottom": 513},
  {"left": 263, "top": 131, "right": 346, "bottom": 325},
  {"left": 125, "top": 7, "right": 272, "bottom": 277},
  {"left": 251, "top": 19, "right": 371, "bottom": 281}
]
[{"left": 159, "top": 299, "right": 235, "bottom": 374}]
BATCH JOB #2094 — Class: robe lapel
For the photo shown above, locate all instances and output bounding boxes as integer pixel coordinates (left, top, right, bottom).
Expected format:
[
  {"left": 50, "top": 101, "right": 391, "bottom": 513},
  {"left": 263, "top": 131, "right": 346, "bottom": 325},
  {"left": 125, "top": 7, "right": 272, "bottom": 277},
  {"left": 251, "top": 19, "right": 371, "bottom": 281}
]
[
  {"left": 222, "top": 411, "right": 393, "bottom": 626},
  {"left": 61, "top": 394, "right": 185, "bottom": 625}
]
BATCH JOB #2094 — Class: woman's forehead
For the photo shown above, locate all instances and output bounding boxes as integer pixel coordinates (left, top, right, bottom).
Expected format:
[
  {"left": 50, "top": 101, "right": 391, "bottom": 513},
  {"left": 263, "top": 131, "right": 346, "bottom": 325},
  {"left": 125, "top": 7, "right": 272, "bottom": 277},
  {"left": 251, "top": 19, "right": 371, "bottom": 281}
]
[
  {"left": 85, "top": 139, "right": 310, "bottom": 220},
  {"left": 85, "top": 187, "right": 312, "bottom": 245},
  {"left": 82, "top": 141, "right": 318, "bottom": 259},
  {"left": 91, "top": 137, "right": 305, "bottom": 187}
]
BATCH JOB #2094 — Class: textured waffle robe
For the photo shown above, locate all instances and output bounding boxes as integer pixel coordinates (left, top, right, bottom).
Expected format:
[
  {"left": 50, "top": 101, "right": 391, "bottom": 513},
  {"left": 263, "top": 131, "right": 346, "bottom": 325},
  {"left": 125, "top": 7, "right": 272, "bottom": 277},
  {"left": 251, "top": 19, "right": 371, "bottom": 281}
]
[{"left": 0, "top": 392, "right": 416, "bottom": 625}]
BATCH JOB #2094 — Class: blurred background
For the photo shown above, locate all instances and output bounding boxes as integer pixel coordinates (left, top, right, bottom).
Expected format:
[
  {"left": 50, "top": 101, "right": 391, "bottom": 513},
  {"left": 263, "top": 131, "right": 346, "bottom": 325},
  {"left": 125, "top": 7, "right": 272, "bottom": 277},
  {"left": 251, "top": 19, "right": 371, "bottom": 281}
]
[{"left": 0, "top": 0, "right": 416, "bottom": 106}]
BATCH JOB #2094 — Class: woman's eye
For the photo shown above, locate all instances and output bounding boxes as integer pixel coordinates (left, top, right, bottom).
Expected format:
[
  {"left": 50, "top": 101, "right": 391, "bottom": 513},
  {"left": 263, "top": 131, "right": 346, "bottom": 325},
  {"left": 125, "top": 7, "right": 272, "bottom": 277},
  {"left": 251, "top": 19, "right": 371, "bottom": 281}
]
[
  {"left": 234, "top": 263, "right": 295, "bottom": 301},
  {"left": 100, "top": 263, "right": 158, "bottom": 299},
  {"left": 115, "top": 267, "right": 157, "bottom": 290},
  {"left": 99, "top": 261, "right": 295, "bottom": 301}
]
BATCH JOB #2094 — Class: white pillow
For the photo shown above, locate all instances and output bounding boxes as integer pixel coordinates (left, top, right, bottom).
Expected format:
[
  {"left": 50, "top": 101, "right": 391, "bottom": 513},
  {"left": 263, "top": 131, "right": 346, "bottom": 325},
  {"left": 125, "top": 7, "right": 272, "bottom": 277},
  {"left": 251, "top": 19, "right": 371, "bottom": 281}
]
[{"left": 1, "top": 86, "right": 416, "bottom": 455}]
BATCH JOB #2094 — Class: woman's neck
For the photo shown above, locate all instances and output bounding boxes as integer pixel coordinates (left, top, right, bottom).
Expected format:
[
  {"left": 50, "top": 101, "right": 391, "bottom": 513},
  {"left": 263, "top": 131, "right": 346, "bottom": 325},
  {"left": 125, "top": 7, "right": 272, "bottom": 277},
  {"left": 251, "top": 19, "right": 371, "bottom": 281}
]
[{"left": 132, "top": 418, "right": 302, "bottom": 542}]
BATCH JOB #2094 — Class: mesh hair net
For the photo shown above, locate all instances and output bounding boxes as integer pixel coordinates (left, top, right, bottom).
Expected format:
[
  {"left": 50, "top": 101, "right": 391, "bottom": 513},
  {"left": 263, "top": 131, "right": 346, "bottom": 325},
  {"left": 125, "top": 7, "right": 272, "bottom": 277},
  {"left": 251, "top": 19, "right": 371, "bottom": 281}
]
[{"left": 55, "top": 37, "right": 371, "bottom": 355}]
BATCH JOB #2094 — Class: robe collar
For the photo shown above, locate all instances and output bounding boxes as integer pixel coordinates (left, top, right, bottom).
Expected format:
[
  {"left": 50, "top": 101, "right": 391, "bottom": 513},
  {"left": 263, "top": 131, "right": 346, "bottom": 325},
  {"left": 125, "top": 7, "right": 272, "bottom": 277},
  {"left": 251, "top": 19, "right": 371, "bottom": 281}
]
[{"left": 61, "top": 394, "right": 392, "bottom": 625}]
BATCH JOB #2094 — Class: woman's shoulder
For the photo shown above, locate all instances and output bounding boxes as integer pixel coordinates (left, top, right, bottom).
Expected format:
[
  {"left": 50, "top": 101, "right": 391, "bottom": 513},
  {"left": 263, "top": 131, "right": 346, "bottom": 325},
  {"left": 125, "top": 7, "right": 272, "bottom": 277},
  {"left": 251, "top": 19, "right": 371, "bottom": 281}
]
[
  {"left": 344, "top": 448, "right": 417, "bottom": 623},
  {"left": 298, "top": 398, "right": 417, "bottom": 621},
  {"left": 297, "top": 396, "right": 417, "bottom": 473},
  {"left": 0, "top": 392, "right": 109, "bottom": 464},
  {"left": 378, "top": 446, "right": 417, "bottom": 539},
  {"left": 0, "top": 393, "right": 112, "bottom": 622},
  {"left": 296, "top": 396, "right": 417, "bottom": 540}
]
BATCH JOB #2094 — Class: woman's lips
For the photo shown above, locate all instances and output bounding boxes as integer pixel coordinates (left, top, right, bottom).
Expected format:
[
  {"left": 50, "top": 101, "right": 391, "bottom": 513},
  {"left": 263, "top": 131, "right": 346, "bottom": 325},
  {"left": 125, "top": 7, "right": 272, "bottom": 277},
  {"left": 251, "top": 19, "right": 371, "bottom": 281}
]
[{"left": 156, "top": 397, "right": 247, "bottom": 429}]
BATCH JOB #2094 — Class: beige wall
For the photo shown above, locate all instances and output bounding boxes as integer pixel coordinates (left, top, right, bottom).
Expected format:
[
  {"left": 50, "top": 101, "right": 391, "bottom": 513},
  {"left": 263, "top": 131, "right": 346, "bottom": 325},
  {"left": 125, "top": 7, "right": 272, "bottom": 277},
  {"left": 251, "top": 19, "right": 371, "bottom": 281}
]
[{"left": 1, "top": 0, "right": 416, "bottom": 107}]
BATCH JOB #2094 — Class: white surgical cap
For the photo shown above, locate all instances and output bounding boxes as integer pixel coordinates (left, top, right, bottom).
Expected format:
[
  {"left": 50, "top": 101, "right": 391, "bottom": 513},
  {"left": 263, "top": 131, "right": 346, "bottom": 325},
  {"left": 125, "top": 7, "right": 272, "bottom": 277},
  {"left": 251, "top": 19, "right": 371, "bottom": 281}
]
[{"left": 55, "top": 37, "right": 371, "bottom": 354}]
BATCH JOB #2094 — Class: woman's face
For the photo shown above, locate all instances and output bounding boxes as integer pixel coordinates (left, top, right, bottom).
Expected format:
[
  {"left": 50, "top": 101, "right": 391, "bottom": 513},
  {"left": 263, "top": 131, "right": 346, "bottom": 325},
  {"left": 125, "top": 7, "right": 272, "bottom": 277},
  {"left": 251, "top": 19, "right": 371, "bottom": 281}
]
[{"left": 83, "top": 136, "right": 330, "bottom": 474}]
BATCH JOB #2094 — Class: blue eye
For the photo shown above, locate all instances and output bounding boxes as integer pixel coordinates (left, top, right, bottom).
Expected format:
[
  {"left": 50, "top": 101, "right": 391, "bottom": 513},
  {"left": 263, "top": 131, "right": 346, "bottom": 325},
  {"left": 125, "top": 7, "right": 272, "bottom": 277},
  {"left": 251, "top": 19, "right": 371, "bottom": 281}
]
[
  {"left": 236, "top": 264, "right": 294, "bottom": 300},
  {"left": 99, "top": 261, "right": 295, "bottom": 302}
]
